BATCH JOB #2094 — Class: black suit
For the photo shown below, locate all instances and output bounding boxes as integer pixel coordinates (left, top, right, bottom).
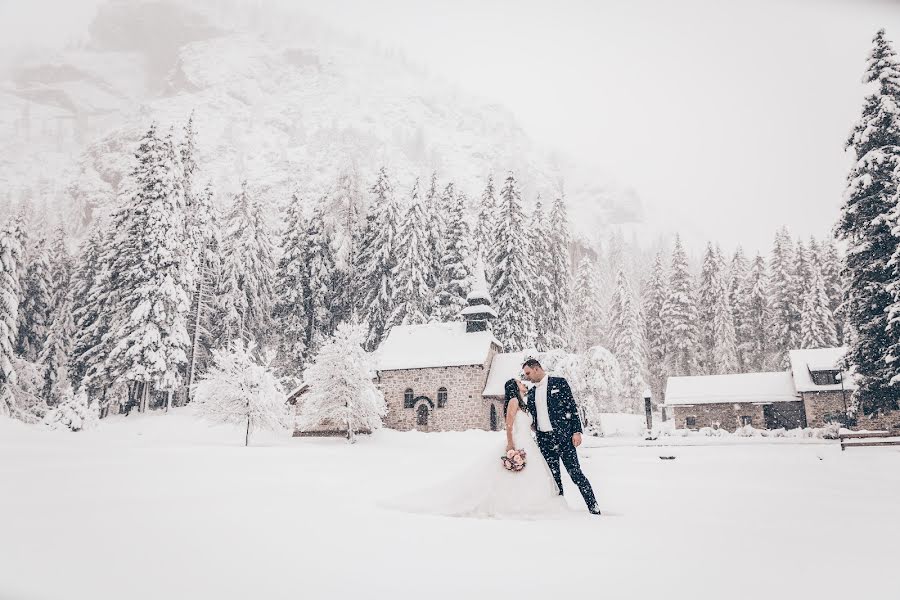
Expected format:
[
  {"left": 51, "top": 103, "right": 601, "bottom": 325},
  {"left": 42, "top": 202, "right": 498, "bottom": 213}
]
[{"left": 527, "top": 376, "right": 598, "bottom": 511}]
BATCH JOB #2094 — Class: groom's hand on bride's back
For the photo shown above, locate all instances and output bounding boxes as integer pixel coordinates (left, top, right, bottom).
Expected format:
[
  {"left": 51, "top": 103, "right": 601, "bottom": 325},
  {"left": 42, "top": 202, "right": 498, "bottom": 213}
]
[{"left": 572, "top": 432, "right": 582, "bottom": 447}]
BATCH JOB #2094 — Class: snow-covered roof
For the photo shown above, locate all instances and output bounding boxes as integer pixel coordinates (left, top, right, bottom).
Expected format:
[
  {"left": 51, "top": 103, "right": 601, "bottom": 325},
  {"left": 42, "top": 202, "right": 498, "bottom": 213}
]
[
  {"left": 664, "top": 372, "right": 798, "bottom": 406},
  {"left": 460, "top": 304, "right": 498, "bottom": 318},
  {"left": 482, "top": 352, "right": 527, "bottom": 397},
  {"left": 376, "top": 322, "right": 500, "bottom": 371},
  {"left": 788, "top": 347, "right": 857, "bottom": 392}
]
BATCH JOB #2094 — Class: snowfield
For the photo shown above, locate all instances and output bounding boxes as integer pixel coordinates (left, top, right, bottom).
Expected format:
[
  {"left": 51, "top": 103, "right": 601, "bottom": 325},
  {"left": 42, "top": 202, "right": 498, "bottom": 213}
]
[{"left": 1, "top": 410, "right": 898, "bottom": 600}]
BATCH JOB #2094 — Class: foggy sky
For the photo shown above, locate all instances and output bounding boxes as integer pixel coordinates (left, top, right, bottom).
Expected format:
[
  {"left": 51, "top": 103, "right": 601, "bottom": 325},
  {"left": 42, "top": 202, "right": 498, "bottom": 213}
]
[{"left": 2, "top": 0, "right": 900, "bottom": 254}]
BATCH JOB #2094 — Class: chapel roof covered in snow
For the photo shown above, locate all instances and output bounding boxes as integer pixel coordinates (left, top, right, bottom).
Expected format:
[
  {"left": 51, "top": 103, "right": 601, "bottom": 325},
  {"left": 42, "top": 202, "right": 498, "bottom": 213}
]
[
  {"left": 376, "top": 322, "right": 501, "bottom": 371},
  {"left": 482, "top": 352, "right": 527, "bottom": 397},
  {"left": 788, "top": 347, "right": 857, "bottom": 393},
  {"left": 664, "top": 372, "right": 798, "bottom": 406}
]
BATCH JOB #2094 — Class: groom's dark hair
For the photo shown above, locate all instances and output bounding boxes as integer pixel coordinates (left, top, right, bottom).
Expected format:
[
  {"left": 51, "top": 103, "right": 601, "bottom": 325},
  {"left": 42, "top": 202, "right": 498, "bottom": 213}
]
[{"left": 522, "top": 358, "right": 542, "bottom": 369}]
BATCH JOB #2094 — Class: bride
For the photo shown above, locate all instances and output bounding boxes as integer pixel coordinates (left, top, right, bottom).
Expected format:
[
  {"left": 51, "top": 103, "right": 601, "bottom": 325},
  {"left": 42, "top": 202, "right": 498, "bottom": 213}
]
[{"left": 384, "top": 378, "right": 572, "bottom": 519}]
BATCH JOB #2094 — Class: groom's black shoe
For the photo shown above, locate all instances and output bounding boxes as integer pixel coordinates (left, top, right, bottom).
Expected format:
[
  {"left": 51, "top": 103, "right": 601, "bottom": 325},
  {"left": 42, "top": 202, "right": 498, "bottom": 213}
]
[{"left": 589, "top": 506, "right": 602, "bottom": 515}]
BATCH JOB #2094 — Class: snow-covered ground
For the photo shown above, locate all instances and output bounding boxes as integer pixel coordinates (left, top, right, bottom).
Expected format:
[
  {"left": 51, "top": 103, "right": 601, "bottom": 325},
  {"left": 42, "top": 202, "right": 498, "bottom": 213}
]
[{"left": 2, "top": 410, "right": 898, "bottom": 600}]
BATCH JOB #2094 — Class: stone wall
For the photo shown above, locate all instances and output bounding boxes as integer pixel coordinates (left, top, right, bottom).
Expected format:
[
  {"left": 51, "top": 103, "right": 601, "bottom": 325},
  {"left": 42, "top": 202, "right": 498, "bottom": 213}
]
[
  {"left": 379, "top": 346, "right": 503, "bottom": 432},
  {"left": 853, "top": 409, "right": 900, "bottom": 432},
  {"left": 672, "top": 403, "right": 766, "bottom": 432},
  {"left": 801, "top": 391, "right": 850, "bottom": 428}
]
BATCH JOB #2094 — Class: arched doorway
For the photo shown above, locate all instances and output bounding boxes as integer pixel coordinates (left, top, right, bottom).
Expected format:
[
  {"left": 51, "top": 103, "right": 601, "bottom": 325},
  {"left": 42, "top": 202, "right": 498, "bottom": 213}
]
[
  {"left": 490, "top": 405, "right": 498, "bottom": 431},
  {"left": 416, "top": 404, "right": 429, "bottom": 428}
]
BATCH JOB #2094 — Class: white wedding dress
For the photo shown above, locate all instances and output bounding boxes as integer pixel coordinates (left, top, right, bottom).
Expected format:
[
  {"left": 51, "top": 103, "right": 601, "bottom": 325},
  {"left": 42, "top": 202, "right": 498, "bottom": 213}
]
[{"left": 385, "top": 401, "right": 574, "bottom": 520}]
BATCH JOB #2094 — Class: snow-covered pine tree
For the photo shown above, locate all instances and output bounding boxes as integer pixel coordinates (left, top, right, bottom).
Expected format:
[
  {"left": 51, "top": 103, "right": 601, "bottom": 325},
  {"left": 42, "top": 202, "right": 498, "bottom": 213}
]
[
  {"left": 423, "top": 174, "right": 448, "bottom": 305},
  {"left": 432, "top": 189, "right": 473, "bottom": 323},
  {"left": 728, "top": 247, "right": 751, "bottom": 372},
  {"left": 801, "top": 259, "right": 839, "bottom": 349},
  {"left": 769, "top": 227, "right": 801, "bottom": 368},
  {"left": 528, "top": 198, "right": 554, "bottom": 350},
  {"left": 742, "top": 253, "right": 772, "bottom": 372},
  {"left": 711, "top": 246, "right": 739, "bottom": 374},
  {"left": 842, "top": 30, "right": 900, "bottom": 414},
  {"left": 70, "top": 226, "right": 119, "bottom": 404},
  {"left": 217, "top": 181, "right": 277, "bottom": 351},
  {"left": 546, "top": 196, "right": 573, "bottom": 350},
  {"left": 106, "top": 124, "right": 192, "bottom": 412},
  {"left": 662, "top": 235, "right": 698, "bottom": 376},
  {"left": 185, "top": 183, "right": 221, "bottom": 402},
  {"left": 642, "top": 251, "right": 668, "bottom": 403},
  {"left": 0, "top": 219, "right": 25, "bottom": 420},
  {"left": 193, "top": 341, "right": 288, "bottom": 446},
  {"left": 608, "top": 269, "right": 645, "bottom": 412},
  {"left": 388, "top": 179, "right": 431, "bottom": 328},
  {"left": 696, "top": 243, "right": 720, "bottom": 374},
  {"left": 37, "top": 291, "right": 75, "bottom": 406},
  {"left": 328, "top": 168, "right": 366, "bottom": 321},
  {"left": 16, "top": 232, "right": 52, "bottom": 361},
  {"left": 273, "top": 196, "right": 309, "bottom": 386},
  {"left": 794, "top": 238, "right": 812, "bottom": 295},
  {"left": 476, "top": 174, "right": 498, "bottom": 270},
  {"left": 297, "top": 321, "right": 386, "bottom": 444},
  {"left": 819, "top": 239, "right": 845, "bottom": 343},
  {"left": 489, "top": 173, "right": 537, "bottom": 350},
  {"left": 180, "top": 111, "right": 198, "bottom": 209},
  {"left": 304, "top": 200, "right": 337, "bottom": 355},
  {"left": 571, "top": 256, "right": 603, "bottom": 352},
  {"left": 355, "top": 167, "right": 401, "bottom": 350}
]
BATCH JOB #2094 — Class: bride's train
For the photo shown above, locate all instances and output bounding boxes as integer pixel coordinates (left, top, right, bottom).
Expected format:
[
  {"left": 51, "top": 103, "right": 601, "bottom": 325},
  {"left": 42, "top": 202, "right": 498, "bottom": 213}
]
[{"left": 382, "top": 403, "right": 577, "bottom": 520}]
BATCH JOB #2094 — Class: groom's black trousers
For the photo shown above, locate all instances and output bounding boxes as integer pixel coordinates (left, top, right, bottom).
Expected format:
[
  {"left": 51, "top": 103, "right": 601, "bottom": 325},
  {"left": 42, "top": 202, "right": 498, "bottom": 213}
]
[{"left": 535, "top": 430, "right": 598, "bottom": 510}]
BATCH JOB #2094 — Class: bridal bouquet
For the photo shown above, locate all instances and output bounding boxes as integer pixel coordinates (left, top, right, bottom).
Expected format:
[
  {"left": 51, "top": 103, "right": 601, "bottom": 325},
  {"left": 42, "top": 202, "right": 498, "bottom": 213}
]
[{"left": 501, "top": 449, "right": 527, "bottom": 472}]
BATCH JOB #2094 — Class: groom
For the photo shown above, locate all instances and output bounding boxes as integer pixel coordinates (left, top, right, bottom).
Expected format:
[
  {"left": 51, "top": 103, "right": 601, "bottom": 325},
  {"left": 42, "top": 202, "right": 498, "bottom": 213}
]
[{"left": 522, "top": 358, "right": 601, "bottom": 515}]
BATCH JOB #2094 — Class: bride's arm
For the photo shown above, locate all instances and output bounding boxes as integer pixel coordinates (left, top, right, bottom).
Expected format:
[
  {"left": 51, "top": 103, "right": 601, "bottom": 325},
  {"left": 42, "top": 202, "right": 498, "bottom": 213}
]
[{"left": 505, "top": 398, "right": 518, "bottom": 451}]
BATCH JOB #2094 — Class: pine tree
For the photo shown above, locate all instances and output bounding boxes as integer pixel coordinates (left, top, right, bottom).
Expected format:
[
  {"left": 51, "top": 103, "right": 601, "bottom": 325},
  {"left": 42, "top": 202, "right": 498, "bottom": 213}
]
[
  {"left": 423, "top": 173, "right": 448, "bottom": 302},
  {"left": 185, "top": 184, "right": 221, "bottom": 402},
  {"left": 433, "top": 189, "right": 473, "bottom": 323},
  {"left": 528, "top": 198, "right": 554, "bottom": 350},
  {"left": 571, "top": 257, "right": 603, "bottom": 352},
  {"left": 769, "top": 227, "right": 801, "bottom": 368},
  {"left": 388, "top": 179, "right": 431, "bottom": 328},
  {"left": 329, "top": 168, "right": 366, "bottom": 321},
  {"left": 70, "top": 226, "right": 120, "bottom": 402},
  {"left": 304, "top": 201, "right": 337, "bottom": 355},
  {"left": 42, "top": 389, "right": 97, "bottom": 432},
  {"left": 16, "top": 233, "right": 52, "bottom": 360},
  {"left": 711, "top": 247, "right": 739, "bottom": 374},
  {"left": 842, "top": 30, "right": 900, "bottom": 413},
  {"left": 801, "top": 260, "right": 839, "bottom": 349},
  {"left": 642, "top": 252, "right": 668, "bottom": 403},
  {"left": 489, "top": 173, "right": 536, "bottom": 350},
  {"left": 218, "top": 181, "right": 277, "bottom": 350},
  {"left": 193, "top": 341, "right": 288, "bottom": 447},
  {"left": 273, "top": 197, "right": 310, "bottom": 386},
  {"left": 0, "top": 219, "right": 25, "bottom": 420},
  {"left": 743, "top": 253, "right": 772, "bottom": 372},
  {"left": 546, "top": 196, "right": 573, "bottom": 350},
  {"left": 696, "top": 243, "right": 721, "bottom": 374},
  {"left": 180, "top": 112, "right": 198, "bottom": 206},
  {"left": 38, "top": 292, "right": 75, "bottom": 406},
  {"left": 298, "top": 322, "right": 386, "bottom": 444},
  {"left": 355, "top": 168, "right": 401, "bottom": 350},
  {"left": 106, "top": 124, "right": 192, "bottom": 412},
  {"left": 819, "top": 240, "right": 845, "bottom": 343},
  {"left": 662, "top": 235, "right": 698, "bottom": 376},
  {"left": 476, "top": 174, "right": 498, "bottom": 268},
  {"left": 728, "top": 247, "right": 751, "bottom": 372},
  {"left": 608, "top": 269, "right": 645, "bottom": 412}
]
